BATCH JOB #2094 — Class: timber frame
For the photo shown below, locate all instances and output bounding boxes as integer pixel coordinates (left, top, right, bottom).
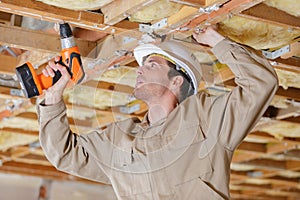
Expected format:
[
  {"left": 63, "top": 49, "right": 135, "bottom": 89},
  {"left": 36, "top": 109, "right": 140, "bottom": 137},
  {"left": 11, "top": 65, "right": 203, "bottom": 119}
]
[{"left": 0, "top": 0, "right": 299, "bottom": 199}]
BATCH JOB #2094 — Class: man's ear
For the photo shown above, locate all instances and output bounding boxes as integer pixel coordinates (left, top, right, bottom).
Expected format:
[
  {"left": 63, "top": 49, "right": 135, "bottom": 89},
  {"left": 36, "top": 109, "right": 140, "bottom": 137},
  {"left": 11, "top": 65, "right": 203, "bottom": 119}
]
[{"left": 171, "top": 76, "right": 184, "bottom": 90}]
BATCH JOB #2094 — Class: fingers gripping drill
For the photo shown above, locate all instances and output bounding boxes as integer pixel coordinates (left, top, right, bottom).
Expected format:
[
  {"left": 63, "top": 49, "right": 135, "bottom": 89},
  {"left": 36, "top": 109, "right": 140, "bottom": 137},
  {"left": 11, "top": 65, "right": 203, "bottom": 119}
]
[{"left": 15, "top": 23, "right": 85, "bottom": 98}]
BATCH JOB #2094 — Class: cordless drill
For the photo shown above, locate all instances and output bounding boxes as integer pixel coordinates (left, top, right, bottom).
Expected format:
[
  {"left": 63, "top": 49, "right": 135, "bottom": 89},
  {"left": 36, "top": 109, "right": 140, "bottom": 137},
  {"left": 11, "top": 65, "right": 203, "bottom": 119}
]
[{"left": 16, "top": 23, "right": 85, "bottom": 98}]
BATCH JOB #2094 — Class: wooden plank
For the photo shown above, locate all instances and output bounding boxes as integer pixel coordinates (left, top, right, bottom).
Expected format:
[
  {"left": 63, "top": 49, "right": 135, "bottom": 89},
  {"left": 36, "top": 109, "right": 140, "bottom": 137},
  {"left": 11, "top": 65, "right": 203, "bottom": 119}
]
[
  {"left": 272, "top": 57, "right": 300, "bottom": 74},
  {"left": 276, "top": 86, "right": 300, "bottom": 102},
  {"left": 0, "top": 0, "right": 110, "bottom": 33},
  {"left": 223, "top": 79, "right": 300, "bottom": 102},
  {"left": 171, "top": 0, "right": 227, "bottom": 7},
  {"left": 0, "top": 11, "right": 12, "bottom": 24},
  {"left": 230, "top": 174, "right": 300, "bottom": 188},
  {"left": 0, "top": 127, "right": 38, "bottom": 136},
  {"left": 0, "top": 0, "right": 140, "bottom": 32},
  {"left": 230, "top": 185, "right": 300, "bottom": 200},
  {"left": 102, "top": 0, "right": 158, "bottom": 25},
  {"left": 0, "top": 55, "right": 17, "bottom": 75},
  {"left": 0, "top": 24, "right": 97, "bottom": 56},
  {"left": 167, "top": 6, "right": 198, "bottom": 28},
  {"left": 182, "top": 0, "right": 265, "bottom": 30},
  {"left": 237, "top": 141, "right": 267, "bottom": 153},
  {"left": 239, "top": 3, "right": 300, "bottom": 30}
]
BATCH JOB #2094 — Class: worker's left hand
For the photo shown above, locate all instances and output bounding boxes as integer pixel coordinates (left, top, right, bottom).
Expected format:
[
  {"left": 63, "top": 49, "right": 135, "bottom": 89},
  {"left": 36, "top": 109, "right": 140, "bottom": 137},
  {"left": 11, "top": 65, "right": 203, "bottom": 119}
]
[{"left": 192, "top": 26, "right": 225, "bottom": 47}]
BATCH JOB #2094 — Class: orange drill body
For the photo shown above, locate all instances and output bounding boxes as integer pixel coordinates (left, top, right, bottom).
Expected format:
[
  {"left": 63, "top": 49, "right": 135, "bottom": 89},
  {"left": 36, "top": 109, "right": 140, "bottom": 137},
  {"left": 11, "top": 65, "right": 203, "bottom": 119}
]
[{"left": 16, "top": 23, "right": 85, "bottom": 98}]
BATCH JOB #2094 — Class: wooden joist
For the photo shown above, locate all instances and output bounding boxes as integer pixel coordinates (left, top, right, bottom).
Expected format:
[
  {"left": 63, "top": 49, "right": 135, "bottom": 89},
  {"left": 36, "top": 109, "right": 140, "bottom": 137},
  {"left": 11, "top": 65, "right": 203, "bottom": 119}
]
[
  {"left": 239, "top": 3, "right": 300, "bottom": 30},
  {"left": 102, "top": 0, "right": 159, "bottom": 25},
  {"left": 0, "top": 24, "right": 97, "bottom": 56},
  {"left": 0, "top": 54, "right": 17, "bottom": 75},
  {"left": 181, "top": 0, "right": 265, "bottom": 30},
  {"left": 0, "top": 0, "right": 137, "bottom": 33}
]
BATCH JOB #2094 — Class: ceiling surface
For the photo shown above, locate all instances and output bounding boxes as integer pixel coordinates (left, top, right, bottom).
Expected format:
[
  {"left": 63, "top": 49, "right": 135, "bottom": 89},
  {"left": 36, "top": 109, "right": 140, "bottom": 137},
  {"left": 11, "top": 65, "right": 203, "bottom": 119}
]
[{"left": 0, "top": 0, "right": 299, "bottom": 199}]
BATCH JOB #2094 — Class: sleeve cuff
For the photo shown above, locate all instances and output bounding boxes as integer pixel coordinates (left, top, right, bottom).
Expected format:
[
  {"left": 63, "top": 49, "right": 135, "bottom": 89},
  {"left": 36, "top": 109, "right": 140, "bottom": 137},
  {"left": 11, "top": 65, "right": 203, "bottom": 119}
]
[{"left": 38, "top": 99, "right": 66, "bottom": 122}]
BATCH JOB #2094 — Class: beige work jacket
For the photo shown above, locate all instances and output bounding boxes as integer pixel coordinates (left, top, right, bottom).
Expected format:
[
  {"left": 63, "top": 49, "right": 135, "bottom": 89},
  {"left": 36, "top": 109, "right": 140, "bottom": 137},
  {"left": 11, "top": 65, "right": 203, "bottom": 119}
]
[{"left": 38, "top": 39, "right": 278, "bottom": 200}]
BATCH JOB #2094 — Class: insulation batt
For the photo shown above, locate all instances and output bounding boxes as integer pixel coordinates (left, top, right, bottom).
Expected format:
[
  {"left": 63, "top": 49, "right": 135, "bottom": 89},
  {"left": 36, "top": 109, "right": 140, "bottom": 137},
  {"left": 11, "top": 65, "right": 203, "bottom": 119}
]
[
  {"left": 129, "top": 0, "right": 183, "bottom": 23},
  {"left": 264, "top": 0, "right": 300, "bottom": 17},
  {"left": 218, "top": 16, "right": 300, "bottom": 49},
  {"left": 36, "top": 0, "right": 113, "bottom": 10}
]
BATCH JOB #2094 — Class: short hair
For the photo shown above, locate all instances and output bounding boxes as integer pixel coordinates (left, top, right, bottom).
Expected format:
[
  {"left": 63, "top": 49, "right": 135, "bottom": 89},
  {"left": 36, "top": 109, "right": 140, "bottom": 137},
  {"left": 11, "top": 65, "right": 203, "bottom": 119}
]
[{"left": 166, "top": 61, "right": 194, "bottom": 103}]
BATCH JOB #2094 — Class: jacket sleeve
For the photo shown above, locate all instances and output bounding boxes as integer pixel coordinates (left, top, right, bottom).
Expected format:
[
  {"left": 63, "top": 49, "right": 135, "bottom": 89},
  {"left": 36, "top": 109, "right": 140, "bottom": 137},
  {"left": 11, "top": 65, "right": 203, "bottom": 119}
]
[
  {"left": 200, "top": 39, "right": 278, "bottom": 150},
  {"left": 37, "top": 100, "right": 111, "bottom": 184}
]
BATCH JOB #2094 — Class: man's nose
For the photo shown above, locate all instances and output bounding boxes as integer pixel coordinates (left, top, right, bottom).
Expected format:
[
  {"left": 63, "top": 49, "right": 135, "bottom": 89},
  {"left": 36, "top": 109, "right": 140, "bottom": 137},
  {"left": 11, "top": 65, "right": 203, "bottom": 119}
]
[{"left": 137, "top": 66, "right": 144, "bottom": 75}]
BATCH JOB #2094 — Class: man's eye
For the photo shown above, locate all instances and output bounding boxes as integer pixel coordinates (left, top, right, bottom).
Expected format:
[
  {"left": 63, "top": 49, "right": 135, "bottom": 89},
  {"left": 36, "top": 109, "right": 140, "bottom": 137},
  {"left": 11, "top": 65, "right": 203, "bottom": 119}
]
[{"left": 151, "top": 63, "right": 157, "bottom": 68}]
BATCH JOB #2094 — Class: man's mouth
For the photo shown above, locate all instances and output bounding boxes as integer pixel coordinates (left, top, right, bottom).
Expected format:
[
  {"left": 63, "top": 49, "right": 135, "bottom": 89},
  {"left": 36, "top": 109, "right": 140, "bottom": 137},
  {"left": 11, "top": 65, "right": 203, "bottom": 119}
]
[{"left": 135, "top": 77, "right": 144, "bottom": 87}]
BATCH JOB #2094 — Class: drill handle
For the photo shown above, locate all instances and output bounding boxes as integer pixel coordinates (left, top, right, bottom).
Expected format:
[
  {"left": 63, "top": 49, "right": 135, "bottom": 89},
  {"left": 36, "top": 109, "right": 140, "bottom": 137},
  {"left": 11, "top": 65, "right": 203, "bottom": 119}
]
[{"left": 52, "top": 56, "right": 72, "bottom": 85}]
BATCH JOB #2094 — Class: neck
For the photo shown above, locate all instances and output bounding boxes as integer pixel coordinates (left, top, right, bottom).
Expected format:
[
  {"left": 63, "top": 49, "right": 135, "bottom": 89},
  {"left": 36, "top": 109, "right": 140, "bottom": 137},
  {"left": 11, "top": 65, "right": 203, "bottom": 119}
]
[{"left": 146, "top": 97, "right": 178, "bottom": 125}]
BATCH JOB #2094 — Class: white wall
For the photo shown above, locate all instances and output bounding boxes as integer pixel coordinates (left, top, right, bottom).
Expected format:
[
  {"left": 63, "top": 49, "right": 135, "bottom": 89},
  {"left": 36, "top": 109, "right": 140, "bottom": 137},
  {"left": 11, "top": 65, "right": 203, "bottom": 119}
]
[
  {"left": 0, "top": 173, "right": 41, "bottom": 200},
  {"left": 0, "top": 173, "right": 117, "bottom": 200}
]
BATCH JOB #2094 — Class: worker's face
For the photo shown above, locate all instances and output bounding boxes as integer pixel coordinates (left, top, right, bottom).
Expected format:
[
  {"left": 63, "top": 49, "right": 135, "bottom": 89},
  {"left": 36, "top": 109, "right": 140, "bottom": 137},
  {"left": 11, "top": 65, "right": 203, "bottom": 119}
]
[{"left": 134, "top": 56, "right": 173, "bottom": 101}]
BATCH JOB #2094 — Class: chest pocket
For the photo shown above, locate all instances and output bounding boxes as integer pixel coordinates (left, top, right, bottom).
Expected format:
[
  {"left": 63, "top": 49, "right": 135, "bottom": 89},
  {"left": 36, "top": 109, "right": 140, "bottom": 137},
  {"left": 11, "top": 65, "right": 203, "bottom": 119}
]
[
  {"left": 164, "top": 123, "right": 213, "bottom": 180},
  {"left": 110, "top": 147, "right": 153, "bottom": 197}
]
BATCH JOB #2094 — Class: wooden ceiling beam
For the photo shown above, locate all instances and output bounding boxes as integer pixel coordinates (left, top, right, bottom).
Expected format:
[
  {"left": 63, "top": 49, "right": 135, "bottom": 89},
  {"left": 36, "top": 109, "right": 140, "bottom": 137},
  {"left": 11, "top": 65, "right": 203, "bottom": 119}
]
[
  {"left": 183, "top": 0, "right": 265, "bottom": 30},
  {"left": 0, "top": 0, "right": 138, "bottom": 33},
  {"left": 0, "top": 11, "right": 12, "bottom": 22},
  {"left": 102, "top": 0, "right": 159, "bottom": 25},
  {"left": 230, "top": 173, "right": 300, "bottom": 188},
  {"left": 239, "top": 3, "right": 300, "bottom": 30},
  {"left": 0, "top": 24, "right": 97, "bottom": 56},
  {"left": 272, "top": 57, "right": 300, "bottom": 73},
  {"left": 233, "top": 131, "right": 300, "bottom": 163},
  {"left": 0, "top": 127, "right": 38, "bottom": 136},
  {"left": 214, "top": 56, "right": 300, "bottom": 85},
  {"left": 276, "top": 86, "right": 300, "bottom": 102},
  {"left": 170, "top": 0, "right": 219, "bottom": 7},
  {"left": 237, "top": 141, "right": 267, "bottom": 153},
  {"left": 230, "top": 185, "right": 300, "bottom": 200},
  {"left": 0, "top": 54, "right": 18, "bottom": 75},
  {"left": 230, "top": 193, "right": 287, "bottom": 200},
  {"left": 223, "top": 79, "right": 300, "bottom": 102},
  {"left": 232, "top": 149, "right": 265, "bottom": 163},
  {"left": 243, "top": 159, "right": 298, "bottom": 171}
]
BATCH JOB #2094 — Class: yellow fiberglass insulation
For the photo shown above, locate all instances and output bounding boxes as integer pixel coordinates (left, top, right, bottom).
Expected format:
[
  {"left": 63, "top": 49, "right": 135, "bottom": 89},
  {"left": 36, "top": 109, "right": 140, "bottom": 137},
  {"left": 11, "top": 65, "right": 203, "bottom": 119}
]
[
  {"left": 218, "top": 16, "right": 300, "bottom": 50},
  {"left": 264, "top": 0, "right": 300, "bottom": 17},
  {"left": 275, "top": 68, "right": 300, "bottom": 90},
  {"left": 36, "top": 0, "right": 113, "bottom": 10},
  {"left": 0, "top": 132, "right": 37, "bottom": 151},
  {"left": 129, "top": 0, "right": 183, "bottom": 23}
]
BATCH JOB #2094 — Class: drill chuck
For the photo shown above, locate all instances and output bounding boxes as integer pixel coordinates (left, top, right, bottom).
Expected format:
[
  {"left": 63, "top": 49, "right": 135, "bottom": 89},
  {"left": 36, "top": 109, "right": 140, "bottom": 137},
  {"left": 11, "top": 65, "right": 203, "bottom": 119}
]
[{"left": 59, "top": 23, "right": 73, "bottom": 39}]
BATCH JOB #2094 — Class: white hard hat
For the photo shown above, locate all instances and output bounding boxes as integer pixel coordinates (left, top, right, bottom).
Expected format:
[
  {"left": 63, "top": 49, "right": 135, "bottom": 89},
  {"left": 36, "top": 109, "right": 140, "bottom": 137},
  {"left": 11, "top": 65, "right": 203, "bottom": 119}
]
[{"left": 134, "top": 41, "right": 202, "bottom": 94}]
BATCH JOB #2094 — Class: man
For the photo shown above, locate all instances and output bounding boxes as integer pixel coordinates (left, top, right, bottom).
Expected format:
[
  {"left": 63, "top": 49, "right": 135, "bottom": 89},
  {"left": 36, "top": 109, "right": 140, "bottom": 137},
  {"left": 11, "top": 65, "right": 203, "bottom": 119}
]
[{"left": 38, "top": 27, "right": 278, "bottom": 199}]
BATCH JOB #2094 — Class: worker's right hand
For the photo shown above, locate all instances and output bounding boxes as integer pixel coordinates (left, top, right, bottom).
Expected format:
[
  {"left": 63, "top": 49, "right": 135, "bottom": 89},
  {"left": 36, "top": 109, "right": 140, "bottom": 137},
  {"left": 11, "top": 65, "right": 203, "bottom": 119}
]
[{"left": 42, "top": 56, "right": 71, "bottom": 105}]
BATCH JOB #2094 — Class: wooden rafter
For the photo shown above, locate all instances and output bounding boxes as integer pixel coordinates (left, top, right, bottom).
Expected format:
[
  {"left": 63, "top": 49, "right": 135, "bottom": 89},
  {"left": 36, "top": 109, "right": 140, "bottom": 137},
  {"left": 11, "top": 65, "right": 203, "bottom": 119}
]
[
  {"left": 0, "top": 0, "right": 299, "bottom": 198},
  {"left": 0, "top": 0, "right": 139, "bottom": 33},
  {"left": 0, "top": 24, "right": 97, "bottom": 56},
  {"left": 239, "top": 3, "right": 300, "bottom": 30},
  {"left": 0, "top": 54, "right": 17, "bottom": 75},
  {"left": 102, "top": 0, "right": 159, "bottom": 25}
]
